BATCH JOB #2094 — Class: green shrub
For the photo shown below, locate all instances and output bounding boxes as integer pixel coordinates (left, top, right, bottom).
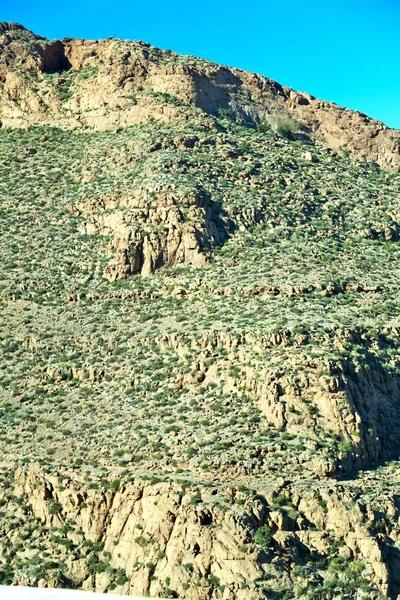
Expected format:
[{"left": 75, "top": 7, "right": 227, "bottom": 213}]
[
  {"left": 257, "top": 121, "right": 271, "bottom": 133},
  {"left": 276, "top": 122, "right": 295, "bottom": 140},
  {"left": 188, "top": 492, "right": 202, "bottom": 505},
  {"left": 254, "top": 524, "right": 273, "bottom": 552},
  {"left": 110, "top": 479, "right": 120, "bottom": 491},
  {"left": 48, "top": 501, "right": 63, "bottom": 515},
  {"left": 207, "top": 574, "right": 220, "bottom": 587}
]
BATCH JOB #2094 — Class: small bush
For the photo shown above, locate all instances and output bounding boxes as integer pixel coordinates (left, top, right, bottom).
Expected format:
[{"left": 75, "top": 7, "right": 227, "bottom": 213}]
[
  {"left": 276, "top": 122, "right": 295, "bottom": 140},
  {"left": 257, "top": 121, "right": 271, "bottom": 133},
  {"left": 254, "top": 524, "right": 273, "bottom": 552},
  {"left": 48, "top": 501, "right": 63, "bottom": 515},
  {"left": 188, "top": 492, "right": 202, "bottom": 505},
  {"left": 207, "top": 574, "right": 220, "bottom": 587}
]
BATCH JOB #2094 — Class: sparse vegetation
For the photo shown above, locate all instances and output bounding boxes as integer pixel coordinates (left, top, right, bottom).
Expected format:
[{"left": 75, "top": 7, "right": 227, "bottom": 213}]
[{"left": 0, "top": 21, "right": 399, "bottom": 600}]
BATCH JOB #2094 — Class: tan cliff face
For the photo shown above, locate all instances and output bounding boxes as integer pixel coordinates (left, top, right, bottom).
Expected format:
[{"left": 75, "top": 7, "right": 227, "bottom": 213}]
[
  {"left": 2, "top": 467, "right": 399, "bottom": 599},
  {"left": 71, "top": 186, "right": 224, "bottom": 280},
  {"left": 0, "top": 22, "right": 399, "bottom": 171}
]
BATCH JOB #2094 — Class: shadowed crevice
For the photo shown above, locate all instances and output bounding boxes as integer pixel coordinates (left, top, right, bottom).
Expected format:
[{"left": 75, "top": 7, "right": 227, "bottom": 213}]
[{"left": 41, "top": 41, "right": 71, "bottom": 73}]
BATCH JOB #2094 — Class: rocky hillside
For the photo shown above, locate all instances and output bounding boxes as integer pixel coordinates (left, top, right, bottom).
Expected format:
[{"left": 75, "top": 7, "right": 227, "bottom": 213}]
[
  {"left": 1, "top": 21, "right": 400, "bottom": 600},
  {"left": 1, "top": 22, "right": 400, "bottom": 171}
]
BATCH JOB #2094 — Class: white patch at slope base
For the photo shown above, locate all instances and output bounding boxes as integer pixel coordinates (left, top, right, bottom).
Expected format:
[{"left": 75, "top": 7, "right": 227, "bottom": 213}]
[{"left": 0, "top": 588, "right": 164, "bottom": 600}]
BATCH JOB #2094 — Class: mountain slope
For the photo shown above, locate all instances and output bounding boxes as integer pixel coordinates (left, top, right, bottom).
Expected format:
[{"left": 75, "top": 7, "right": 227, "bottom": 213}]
[
  {"left": 0, "top": 22, "right": 399, "bottom": 171},
  {"left": 1, "top": 22, "right": 400, "bottom": 600}
]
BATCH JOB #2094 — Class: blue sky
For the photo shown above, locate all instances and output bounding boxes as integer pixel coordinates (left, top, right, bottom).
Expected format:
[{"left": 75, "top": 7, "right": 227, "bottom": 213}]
[{"left": 3, "top": 0, "right": 400, "bottom": 128}]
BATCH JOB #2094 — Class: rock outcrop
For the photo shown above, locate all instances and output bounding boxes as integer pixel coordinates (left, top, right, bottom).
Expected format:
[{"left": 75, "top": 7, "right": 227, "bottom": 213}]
[
  {"left": 72, "top": 188, "right": 229, "bottom": 280},
  {"left": 2, "top": 467, "right": 399, "bottom": 599}
]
